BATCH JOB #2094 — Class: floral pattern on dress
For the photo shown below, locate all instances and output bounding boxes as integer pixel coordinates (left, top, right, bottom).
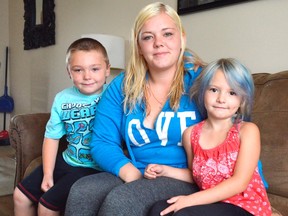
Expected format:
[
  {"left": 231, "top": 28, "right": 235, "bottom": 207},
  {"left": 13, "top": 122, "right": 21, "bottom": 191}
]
[{"left": 191, "top": 121, "right": 272, "bottom": 216}]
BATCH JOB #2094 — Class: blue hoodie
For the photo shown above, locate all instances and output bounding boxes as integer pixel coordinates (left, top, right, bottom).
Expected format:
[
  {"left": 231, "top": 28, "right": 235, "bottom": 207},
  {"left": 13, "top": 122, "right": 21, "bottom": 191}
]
[{"left": 90, "top": 65, "right": 203, "bottom": 176}]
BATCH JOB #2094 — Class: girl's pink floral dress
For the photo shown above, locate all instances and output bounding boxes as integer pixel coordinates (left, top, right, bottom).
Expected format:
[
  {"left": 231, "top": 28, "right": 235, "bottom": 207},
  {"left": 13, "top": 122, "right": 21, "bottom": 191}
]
[{"left": 191, "top": 121, "right": 272, "bottom": 216}]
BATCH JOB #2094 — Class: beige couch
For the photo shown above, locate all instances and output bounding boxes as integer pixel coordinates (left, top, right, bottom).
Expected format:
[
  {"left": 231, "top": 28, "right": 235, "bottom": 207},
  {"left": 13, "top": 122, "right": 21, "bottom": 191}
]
[{"left": 9, "top": 71, "right": 288, "bottom": 215}]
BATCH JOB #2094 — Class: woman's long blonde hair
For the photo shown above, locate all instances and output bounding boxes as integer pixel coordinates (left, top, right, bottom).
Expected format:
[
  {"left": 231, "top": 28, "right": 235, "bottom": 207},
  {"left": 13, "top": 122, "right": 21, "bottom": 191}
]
[{"left": 123, "top": 2, "right": 205, "bottom": 114}]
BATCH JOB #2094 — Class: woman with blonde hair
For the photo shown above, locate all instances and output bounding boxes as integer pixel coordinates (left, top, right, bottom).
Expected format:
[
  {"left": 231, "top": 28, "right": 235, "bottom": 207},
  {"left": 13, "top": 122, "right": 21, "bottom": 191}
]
[{"left": 65, "top": 2, "right": 206, "bottom": 215}]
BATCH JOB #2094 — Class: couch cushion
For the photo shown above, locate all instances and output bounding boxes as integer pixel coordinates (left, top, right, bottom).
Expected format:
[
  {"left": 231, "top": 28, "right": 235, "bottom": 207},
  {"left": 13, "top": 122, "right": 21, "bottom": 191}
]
[
  {"left": 23, "top": 156, "right": 42, "bottom": 178},
  {"left": 252, "top": 71, "right": 288, "bottom": 215}
]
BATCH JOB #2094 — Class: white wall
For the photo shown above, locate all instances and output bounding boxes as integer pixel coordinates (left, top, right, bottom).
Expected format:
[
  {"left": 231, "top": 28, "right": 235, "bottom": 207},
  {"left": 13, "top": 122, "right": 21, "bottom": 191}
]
[
  {"left": 5, "top": 0, "right": 288, "bottom": 127},
  {"left": 0, "top": 0, "right": 10, "bottom": 130},
  {"left": 181, "top": 0, "right": 288, "bottom": 73}
]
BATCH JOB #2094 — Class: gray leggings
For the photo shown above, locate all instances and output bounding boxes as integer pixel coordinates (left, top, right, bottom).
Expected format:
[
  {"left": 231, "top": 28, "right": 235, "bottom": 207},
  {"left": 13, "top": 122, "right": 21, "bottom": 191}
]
[{"left": 64, "top": 172, "right": 199, "bottom": 216}]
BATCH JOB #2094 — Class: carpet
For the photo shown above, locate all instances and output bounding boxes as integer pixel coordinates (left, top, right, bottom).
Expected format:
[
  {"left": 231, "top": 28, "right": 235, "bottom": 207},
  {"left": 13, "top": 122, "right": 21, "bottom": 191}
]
[{"left": 0, "top": 146, "right": 16, "bottom": 196}]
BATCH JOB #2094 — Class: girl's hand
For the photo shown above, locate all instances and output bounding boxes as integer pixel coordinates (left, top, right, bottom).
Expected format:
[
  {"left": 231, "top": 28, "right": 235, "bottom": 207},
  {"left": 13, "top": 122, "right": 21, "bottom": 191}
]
[
  {"left": 144, "top": 164, "right": 165, "bottom": 179},
  {"left": 160, "top": 195, "right": 191, "bottom": 216},
  {"left": 41, "top": 175, "right": 54, "bottom": 192}
]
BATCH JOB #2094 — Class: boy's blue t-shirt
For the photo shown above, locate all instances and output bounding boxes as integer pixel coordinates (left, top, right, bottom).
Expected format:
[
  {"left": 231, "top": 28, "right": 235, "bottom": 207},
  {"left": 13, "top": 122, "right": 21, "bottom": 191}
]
[{"left": 45, "top": 85, "right": 106, "bottom": 169}]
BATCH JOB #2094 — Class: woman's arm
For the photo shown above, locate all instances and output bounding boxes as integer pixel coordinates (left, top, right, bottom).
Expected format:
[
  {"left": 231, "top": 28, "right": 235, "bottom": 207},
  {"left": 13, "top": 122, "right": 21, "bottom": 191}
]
[
  {"left": 90, "top": 73, "right": 139, "bottom": 181},
  {"left": 119, "top": 163, "right": 142, "bottom": 182}
]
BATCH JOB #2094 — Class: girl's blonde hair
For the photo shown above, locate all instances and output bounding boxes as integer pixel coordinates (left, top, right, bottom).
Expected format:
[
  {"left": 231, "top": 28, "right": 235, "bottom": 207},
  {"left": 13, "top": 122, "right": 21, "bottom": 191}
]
[{"left": 123, "top": 2, "right": 205, "bottom": 113}]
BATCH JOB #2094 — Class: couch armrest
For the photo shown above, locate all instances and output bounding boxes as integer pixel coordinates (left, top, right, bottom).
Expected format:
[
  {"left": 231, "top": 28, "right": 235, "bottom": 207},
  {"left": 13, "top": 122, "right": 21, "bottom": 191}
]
[{"left": 9, "top": 113, "right": 50, "bottom": 186}]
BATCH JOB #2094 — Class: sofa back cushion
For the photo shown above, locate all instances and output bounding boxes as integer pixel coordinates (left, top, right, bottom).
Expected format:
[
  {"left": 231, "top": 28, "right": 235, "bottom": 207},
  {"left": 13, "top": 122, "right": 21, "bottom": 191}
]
[{"left": 252, "top": 71, "right": 288, "bottom": 215}]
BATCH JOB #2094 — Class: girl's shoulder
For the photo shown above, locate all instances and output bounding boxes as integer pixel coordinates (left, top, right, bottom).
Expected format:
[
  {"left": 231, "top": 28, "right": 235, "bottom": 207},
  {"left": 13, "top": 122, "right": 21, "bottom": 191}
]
[
  {"left": 238, "top": 121, "right": 260, "bottom": 137},
  {"left": 239, "top": 121, "right": 259, "bottom": 130},
  {"left": 184, "top": 120, "right": 205, "bottom": 136}
]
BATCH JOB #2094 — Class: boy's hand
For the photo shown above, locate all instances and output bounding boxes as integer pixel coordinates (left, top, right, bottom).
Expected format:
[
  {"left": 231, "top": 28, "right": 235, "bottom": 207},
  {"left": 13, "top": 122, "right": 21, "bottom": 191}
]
[{"left": 41, "top": 175, "right": 54, "bottom": 192}]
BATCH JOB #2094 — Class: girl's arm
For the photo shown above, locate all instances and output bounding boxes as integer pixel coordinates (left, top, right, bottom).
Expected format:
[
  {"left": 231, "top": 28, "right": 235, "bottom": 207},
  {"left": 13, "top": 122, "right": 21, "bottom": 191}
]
[
  {"left": 41, "top": 137, "right": 59, "bottom": 192},
  {"left": 144, "top": 164, "right": 192, "bottom": 182},
  {"left": 182, "top": 126, "right": 194, "bottom": 172},
  {"left": 144, "top": 127, "right": 194, "bottom": 183},
  {"left": 161, "top": 122, "right": 261, "bottom": 215}
]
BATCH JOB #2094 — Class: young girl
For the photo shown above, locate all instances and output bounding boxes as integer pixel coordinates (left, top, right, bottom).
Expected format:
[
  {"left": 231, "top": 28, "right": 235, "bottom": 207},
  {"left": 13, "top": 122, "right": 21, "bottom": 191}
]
[{"left": 146, "top": 58, "right": 272, "bottom": 216}]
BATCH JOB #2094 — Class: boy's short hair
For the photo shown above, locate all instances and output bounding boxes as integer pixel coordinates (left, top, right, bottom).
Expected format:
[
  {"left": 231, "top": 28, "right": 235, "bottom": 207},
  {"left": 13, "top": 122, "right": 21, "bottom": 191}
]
[{"left": 66, "top": 38, "right": 109, "bottom": 68}]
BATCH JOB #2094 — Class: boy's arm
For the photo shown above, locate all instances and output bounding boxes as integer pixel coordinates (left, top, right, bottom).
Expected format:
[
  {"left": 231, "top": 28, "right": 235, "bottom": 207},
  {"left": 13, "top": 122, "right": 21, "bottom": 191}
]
[{"left": 41, "top": 137, "right": 59, "bottom": 192}]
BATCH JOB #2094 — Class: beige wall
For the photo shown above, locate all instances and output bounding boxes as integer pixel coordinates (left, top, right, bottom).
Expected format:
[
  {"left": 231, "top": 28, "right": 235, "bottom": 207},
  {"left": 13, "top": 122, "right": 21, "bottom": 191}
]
[
  {"left": 0, "top": 0, "right": 9, "bottom": 130},
  {"left": 2, "top": 0, "right": 288, "bottom": 130}
]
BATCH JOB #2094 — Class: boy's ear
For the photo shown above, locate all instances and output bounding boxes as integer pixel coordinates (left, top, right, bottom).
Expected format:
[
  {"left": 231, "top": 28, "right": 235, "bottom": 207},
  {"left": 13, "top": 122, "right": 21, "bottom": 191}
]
[
  {"left": 67, "top": 67, "right": 72, "bottom": 79},
  {"left": 106, "top": 64, "right": 111, "bottom": 77}
]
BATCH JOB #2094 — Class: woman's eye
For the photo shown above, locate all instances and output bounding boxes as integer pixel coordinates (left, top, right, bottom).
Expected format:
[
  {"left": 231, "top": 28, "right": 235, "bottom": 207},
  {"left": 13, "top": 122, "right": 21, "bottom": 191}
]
[
  {"left": 164, "top": 32, "right": 173, "bottom": 37},
  {"left": 142, "top": 35, "right": 152, "bottom": 41}
]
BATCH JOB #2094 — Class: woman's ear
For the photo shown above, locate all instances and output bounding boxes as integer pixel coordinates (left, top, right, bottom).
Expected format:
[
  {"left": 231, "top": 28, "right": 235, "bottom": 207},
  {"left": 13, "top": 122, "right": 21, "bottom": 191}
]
[
  {"left": 182, "top": 32, "right": 187, "bottom": 44},
  {"left": 181, "top": 31, "right": 187, "bottom": 48}
]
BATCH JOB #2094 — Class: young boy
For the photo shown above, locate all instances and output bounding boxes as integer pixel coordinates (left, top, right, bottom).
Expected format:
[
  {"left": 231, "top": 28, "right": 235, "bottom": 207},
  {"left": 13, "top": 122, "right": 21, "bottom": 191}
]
[{"left": 13, "top": 38, "right": 110, "bottom": 216}]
